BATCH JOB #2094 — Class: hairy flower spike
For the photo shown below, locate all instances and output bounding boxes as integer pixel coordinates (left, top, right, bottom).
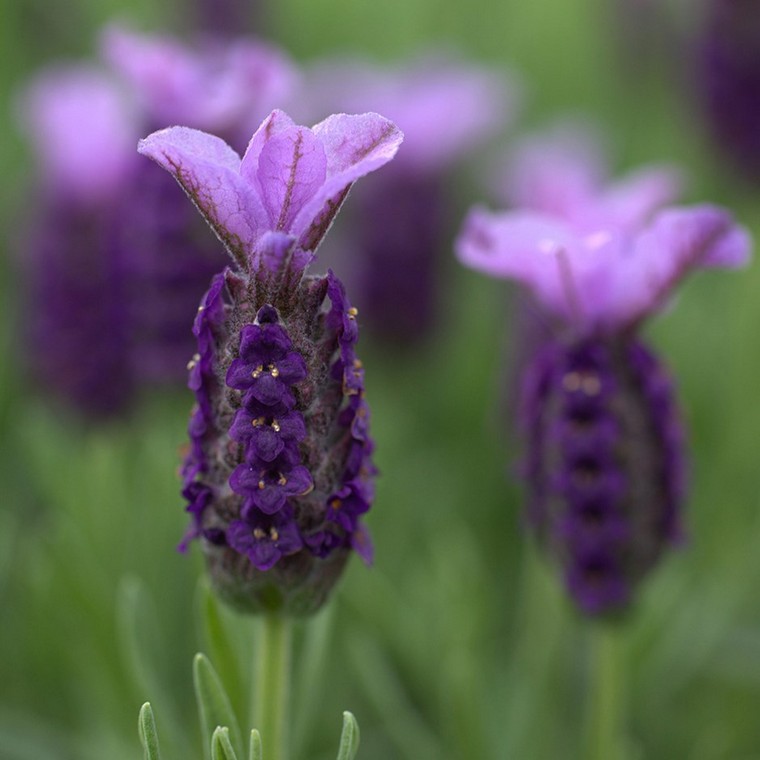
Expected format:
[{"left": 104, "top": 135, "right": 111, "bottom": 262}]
[
  {"left": 456, "top": 164, "right": 750, "bottom": 616},
  {"left": 141, "top": 110, "right": 402, "bottom": 615}
]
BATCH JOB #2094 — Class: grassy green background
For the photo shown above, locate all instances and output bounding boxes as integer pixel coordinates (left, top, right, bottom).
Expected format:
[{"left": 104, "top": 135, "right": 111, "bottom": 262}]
[{"left": 3, "top": 0, "right": 760, "bottom": 758}]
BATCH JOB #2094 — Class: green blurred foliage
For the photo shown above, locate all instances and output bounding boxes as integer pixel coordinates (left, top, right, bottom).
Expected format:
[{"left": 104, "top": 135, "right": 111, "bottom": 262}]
[{"left": 2, "top": 0, "right": 760, "bottom": 758}]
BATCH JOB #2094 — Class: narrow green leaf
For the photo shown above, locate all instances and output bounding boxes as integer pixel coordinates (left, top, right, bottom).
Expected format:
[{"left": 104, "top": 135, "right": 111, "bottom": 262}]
[
  {"left": 212, "top": 727, "right": 239, "bottom": 760},
  {"left": 194, "top": 653, "right": 244, "bottom": 760},
  {"left": 138, "top": 703, "right": 162, "bottom": 760},
  {"left": 336, "top": 712, "right": 360, "bottom": 760},
  {"left": 248, "top": 730, "right": 263, "bottom": 760}
]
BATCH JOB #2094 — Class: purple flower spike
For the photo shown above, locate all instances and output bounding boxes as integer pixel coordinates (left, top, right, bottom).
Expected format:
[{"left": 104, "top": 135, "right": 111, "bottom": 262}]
[
  {"left": 457, "top": 149, "right": 751, "bottom": 616},
  {"left": 146, "top": 110, "right": 401, "bottom": 616}
]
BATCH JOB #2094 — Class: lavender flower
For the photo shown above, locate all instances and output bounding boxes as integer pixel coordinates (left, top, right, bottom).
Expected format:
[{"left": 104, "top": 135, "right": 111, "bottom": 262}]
[
  {"left": 19, "top": 28, "right": 296, "bottom": 417},
  {"left": 297, "top": 55, "right": 517, "bottom": 342},
  {"left": 20, "top": 68, "right": 139, "bottom": 416},
  {"left": 139, "top": 109, "right": 402, "bottom": 615},
  {"left": 695, "top": 0, "right": 760, "bottom": 183},
  {"left": 456, "top": 178, "right": 750, "bottom": 615}
]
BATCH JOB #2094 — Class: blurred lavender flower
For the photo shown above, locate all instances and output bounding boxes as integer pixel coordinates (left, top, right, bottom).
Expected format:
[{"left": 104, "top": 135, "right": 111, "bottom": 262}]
[
  {"left": 695, "top": 0, "right": 760, "bottom": 183},
  {"left": 139, "top": 109, "right": 402, "bottom": 614},
  {"left": 297, "top": 55, "right": 518, "bottom": 342},
  {"left": 456, "top": 165, "right": 750, "bottom": 614},
  {"left": 19, "top": 27, "right": 296, "bottom": 417},
  {"left": 20, "top": 68, "right": 139, "bottom": 416}
]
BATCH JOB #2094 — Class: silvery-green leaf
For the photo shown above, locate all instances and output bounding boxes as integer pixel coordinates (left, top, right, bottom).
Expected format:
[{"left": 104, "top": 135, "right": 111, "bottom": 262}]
[
  {"left": 248, "top": 730, "right": 263, "bottom": 760},
  {"left": 336, "top": 712, "right": 360, "bottom": 760},
  {"left": 194, "top": 653, "right": 243, "bottom": 760},
  {"left": 212, "top": 727, "right": 239, "bottom": 760},
  {"left": 138, "top": 703, "right": 161, "bottom": 760}
]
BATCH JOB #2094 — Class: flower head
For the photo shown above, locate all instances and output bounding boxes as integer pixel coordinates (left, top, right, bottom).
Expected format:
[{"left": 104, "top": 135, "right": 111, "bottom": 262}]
[
  {"left": 456, "top": 154, "right": 751, "bottom": 615},
  {"left": 140, "top": 109, "right": 402, "bottom": 615}
]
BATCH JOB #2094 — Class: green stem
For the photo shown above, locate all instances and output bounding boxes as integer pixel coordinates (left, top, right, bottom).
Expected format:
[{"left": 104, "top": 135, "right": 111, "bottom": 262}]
[
  {"left": 584, "top": 623, "right": 625, "bottom": 760},
  {"left": 254, "top": 614, "right": 292, "bottom": 760}
]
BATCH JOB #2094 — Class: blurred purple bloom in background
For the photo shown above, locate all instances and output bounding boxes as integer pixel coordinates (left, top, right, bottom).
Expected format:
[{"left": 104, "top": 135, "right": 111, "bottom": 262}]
[
  {"left": 457, "top": 146, "right": 751, "bottom": 614},
  {"left": 20, "top": 68, "right": 139, "bottom": 416},
  {"left": 18, "top": 25, "right": 297, "bottom": 418},
  {"left": 695, "top": 0, "right": 760, "bottom": 183},
  {"left": 296, "top": 54, "right": 519, "bottom": 343},
  {"left": 139, "top": 109, "right": 402, "bottom": 614}
]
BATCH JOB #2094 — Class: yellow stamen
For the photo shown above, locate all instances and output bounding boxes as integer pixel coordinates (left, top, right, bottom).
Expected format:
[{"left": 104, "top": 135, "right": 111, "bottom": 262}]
[
  {"left": 271, "top": 420, "right": 281, "bottom": 432},
  {"left": 253, "top": 528, "right": 266, "bottom": 540},
  {"left": 270, "top": 528, "right": 279, "bottom": 541},
  {"left": 252, "top": 365, "right": 264, "bottom": 378},
  {"left": 348, "top": 307, "right": 358, "bottom": 319}
]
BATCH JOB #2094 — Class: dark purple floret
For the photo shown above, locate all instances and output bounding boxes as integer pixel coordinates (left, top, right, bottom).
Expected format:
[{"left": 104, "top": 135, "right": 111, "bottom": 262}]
[
  {"left": 229, "top": 408, "right": 306, "bottom": 461},
  {"left": 226, "top": 509, "right": 303, "bottom": 571},
  {"left": 232, "top": 463, "right": 314, "bottom": 514},
  {"left": 695, "top": 0, "right": 760, "bottom": 183},
  {"left": 520, "top": 336, "right": 686, "bottom": 616}
]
